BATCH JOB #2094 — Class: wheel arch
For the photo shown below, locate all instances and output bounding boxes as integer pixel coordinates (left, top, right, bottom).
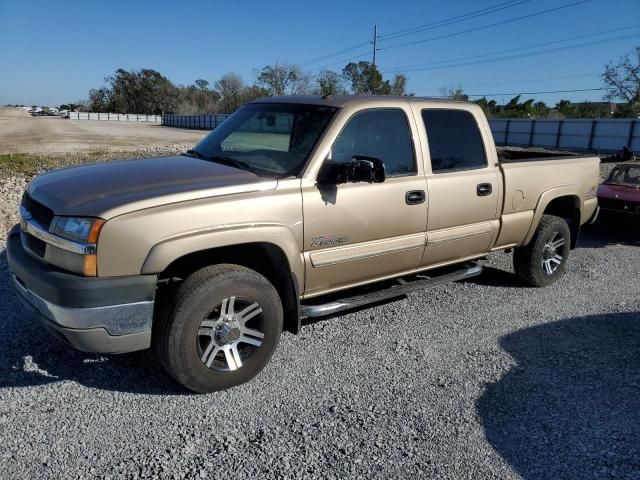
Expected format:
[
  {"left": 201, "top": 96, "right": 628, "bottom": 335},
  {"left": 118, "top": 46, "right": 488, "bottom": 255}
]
[
  {"left": 147, "top": 232, "right": 303, "bottom": 334},
  {"left": 525, "top": 188, "right": 582, "bottom": 248}
]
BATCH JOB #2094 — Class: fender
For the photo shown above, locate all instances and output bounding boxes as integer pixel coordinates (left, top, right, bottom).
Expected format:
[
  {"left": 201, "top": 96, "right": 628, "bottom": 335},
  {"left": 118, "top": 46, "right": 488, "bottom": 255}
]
[
  {"left": 524, "top": 185, "right": 582, "bottom": 245},
  {"left": 140, "top": 223, "right": 305, "bottom": 292}
]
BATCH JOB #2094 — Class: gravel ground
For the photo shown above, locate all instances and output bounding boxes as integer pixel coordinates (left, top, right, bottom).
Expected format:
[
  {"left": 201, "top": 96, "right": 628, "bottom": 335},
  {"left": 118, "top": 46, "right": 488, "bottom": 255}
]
[
  {"left": 0, "top": 109, "right": 205, "bottom": 154},
  {"left": 0, "top": 163, "right": 639, "bottom": 479}
]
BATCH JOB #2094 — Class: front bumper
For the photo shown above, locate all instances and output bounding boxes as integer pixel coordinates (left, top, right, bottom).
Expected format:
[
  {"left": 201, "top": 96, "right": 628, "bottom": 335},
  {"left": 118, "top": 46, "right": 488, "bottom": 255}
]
[{"left": 7, "top": 226, "right": 157, "bottom": 353}]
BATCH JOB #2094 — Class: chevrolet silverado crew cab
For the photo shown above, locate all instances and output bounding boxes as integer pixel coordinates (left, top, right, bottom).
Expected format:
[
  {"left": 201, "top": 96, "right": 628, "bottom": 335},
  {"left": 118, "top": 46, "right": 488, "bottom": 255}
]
[{"left": 8, "top": 96, "right": 600, "bottom": 393}]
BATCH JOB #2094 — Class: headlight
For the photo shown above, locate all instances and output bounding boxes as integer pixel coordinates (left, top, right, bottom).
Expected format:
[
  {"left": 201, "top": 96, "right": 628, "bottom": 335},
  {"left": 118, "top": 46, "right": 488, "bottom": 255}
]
[
  {"left": 52, "top": 216, "right": 104, "bottom": 243},
  {"left": 51, "top": 216, "right": 105, "bottom": 276}
]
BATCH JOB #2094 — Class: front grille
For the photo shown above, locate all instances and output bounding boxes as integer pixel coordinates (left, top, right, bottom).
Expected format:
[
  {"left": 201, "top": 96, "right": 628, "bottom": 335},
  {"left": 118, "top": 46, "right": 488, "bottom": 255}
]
[
  {"left": 22, "top": 193, "right": 54, "bottom": 229},
  {"left": 598, "top": 197, "right": 640, "bottom": 212},
  {"left": 22, "top": 232, "right": 46, "bottom": 257}
]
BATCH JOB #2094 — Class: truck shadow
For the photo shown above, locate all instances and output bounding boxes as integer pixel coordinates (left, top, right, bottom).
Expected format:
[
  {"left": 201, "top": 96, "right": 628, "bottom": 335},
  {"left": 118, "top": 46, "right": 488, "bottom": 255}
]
[
  {"left": 463, "top": 265, "right": 529, "bottom": 289},
  {"left": 0, "top": 250, "right": 188, "bottom": 395},
  {"left": 477, "top": 311, "right": 640, "bottom": 479},
  {"left": 579, "top": 224, "right": 639, "bottom": 248}
]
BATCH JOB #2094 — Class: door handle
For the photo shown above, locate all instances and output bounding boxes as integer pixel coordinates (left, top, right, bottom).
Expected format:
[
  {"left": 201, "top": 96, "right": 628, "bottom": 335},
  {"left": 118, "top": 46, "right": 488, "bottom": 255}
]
[
  {"left": 477, "top": 183, "right": 492, "bottom": 196},
  {"left": 406, "top": 190, "right": 426, "bottom": 205}
]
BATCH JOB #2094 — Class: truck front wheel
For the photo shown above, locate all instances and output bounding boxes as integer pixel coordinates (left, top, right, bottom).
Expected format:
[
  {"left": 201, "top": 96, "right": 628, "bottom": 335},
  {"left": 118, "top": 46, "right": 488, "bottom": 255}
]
[
  {"left": 155, "top": 264, "right": 283, "bottom": 393},
  {"left": 513, "top": 214, "right": 571, "bottom": 287}
]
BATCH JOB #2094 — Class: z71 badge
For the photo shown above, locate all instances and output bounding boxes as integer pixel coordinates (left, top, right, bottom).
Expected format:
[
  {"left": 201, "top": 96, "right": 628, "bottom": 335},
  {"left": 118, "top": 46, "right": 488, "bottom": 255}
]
[{"left": 311, "top": 234, "right": 348, "bottom": 248}]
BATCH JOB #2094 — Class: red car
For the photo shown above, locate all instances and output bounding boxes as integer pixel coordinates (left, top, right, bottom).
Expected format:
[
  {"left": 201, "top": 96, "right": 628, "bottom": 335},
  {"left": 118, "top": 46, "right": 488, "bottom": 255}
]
[{"left": 597, "top": 162, "right": 640, "bottom": 226}]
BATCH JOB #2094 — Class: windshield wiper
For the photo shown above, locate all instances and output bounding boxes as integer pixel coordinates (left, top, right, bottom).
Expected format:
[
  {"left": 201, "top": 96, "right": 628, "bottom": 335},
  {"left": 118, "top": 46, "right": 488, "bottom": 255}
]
[
  {"left": 203, "top": 155, "right": 255, "bottom": 173},
  {"left": 183, "top": 150, "right": 276, "bottom": 176},
  {"left": 184, "top": 149, "right": 207, "bottom": 159},
  {"left": 184, "top": 150, "right": 250, "bottom": 170}
]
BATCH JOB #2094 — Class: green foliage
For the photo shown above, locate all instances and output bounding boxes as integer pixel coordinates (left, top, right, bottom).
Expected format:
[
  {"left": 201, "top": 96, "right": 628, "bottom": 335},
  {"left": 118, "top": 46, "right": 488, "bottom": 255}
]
[
  {"left": 256, "top": 64, "right": 308, "bottom": 96},
  {"left": 88, "top": 68, "right": 179, "bottom": 114},
  {"left": 474, "top": 97, "right": 499, "bottom": 117},
  {"left": 316, "top": 70, "right": 345, "bottom": 95},
  {"left": 390, "top": 74, "right": 408, "bottom": 96},
  {"left": 0, "top": 153, "right": 43, "bottom": 175},
  {"left": 440, "top": 87, "right": 469, "bottom": 101},
  {"left": 342, "top": 61, "right": 407, "bottom": 95}
]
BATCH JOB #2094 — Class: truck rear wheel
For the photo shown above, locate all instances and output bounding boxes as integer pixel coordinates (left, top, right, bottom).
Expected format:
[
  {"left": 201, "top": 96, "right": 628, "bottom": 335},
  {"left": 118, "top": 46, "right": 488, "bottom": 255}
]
[
  {"left": 155, "top": 264, "right": 283, "bottom": 393},
  {"left": 513, "top": 214, "right": 570, "bottom": 287}
]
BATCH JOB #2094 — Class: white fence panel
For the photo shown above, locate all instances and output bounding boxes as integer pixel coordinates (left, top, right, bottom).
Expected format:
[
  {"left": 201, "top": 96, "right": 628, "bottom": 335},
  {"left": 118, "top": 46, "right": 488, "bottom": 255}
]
[{"left": 67, "top": 112, "right": 161, "bottom": 123}]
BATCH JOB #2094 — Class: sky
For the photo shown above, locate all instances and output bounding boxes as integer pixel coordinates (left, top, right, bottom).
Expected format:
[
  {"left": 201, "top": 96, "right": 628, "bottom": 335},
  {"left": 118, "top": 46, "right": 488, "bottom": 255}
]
[{"left": 1, "top": 0, "right": 639, "bottom": 107}]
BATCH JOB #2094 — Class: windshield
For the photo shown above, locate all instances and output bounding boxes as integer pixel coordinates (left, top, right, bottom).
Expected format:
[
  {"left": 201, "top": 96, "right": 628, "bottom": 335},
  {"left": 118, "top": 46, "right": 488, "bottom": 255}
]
[
  {"left": 605, "top": 165, "right": 640, "bottom": 186},
  {"left": 189, "top": 103, "right": 337, "bottom": 177}
]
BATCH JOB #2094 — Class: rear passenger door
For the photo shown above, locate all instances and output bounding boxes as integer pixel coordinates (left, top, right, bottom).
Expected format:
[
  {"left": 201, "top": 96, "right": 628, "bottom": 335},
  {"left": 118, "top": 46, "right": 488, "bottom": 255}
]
[{"left": 416, "top": 107, "right": 500, "bottom": 266}]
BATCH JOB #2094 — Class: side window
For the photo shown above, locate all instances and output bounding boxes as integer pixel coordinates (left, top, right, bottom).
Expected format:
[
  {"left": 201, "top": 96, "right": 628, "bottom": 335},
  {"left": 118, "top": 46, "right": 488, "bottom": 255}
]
[
  {"left": 422, "top": 109, "right": 487, "bottom": 173},
  {"left": 332, "top": 109, "right": 416, "bottom": 176}
]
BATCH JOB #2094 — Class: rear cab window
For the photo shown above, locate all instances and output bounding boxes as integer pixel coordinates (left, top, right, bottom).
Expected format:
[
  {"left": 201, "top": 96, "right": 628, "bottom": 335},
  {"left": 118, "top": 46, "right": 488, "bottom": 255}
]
[{"left": 421, "top": 109, "right": 487, "bottom": 173}]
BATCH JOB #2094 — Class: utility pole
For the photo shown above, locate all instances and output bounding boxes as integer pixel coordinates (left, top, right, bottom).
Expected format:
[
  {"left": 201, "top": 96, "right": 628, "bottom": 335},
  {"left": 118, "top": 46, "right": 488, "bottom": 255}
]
[{"left": 372, "top": 25, "right": 377, "bottom": 66}]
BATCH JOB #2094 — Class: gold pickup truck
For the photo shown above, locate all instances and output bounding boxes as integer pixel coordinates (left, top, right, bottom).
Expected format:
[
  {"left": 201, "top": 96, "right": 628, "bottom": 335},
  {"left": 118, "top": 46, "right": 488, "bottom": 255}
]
[{"left": 7, "top": 95, "right": 600, "bottom": 392}]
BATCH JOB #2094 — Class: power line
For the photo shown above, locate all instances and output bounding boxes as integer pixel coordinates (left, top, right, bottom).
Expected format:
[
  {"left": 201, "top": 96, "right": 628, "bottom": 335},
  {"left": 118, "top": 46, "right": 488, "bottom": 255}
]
[
  {"left": 379, "top": 0, "right": 532, "bottom": 41},
  {"left": 378, "top": 0, "right": 591, "bottom": 51},
  {"left": 409, "top": 73, "right": 602, "bottom": 92},
  {"left": 297, "top": 0, "right": 532, "bottom": 68},
  {"left": 299, "top": 40, "right": 371, "bottom": 66},
  {"left": 383, "top": 25, "right": 640, "bottom": 73},
  {"left": 384, "top": 33, "right": 640, "bottom": 73},
  {"left": 298, "top": 0, "right": 532, "bottom": 68},
  {"left": 462, "top": 87, "right": 611, "bottom": 97},
  {"left": 310, "top": 51, "right": 371, "bottom": 72}
]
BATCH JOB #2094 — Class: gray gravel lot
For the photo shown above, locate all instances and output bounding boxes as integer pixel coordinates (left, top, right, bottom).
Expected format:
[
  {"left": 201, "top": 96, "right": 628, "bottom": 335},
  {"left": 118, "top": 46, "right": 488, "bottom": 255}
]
[{"left": 0, "top": 166, "right": 639, "bottom": 479}]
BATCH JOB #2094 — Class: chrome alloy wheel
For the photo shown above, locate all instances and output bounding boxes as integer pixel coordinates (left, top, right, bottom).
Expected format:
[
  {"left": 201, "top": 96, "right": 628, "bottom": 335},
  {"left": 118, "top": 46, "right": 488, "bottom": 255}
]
[
  {"left": 541, "top": 231, "right": 566, "bottom": 275},
  {"left": 196, "top": 296, "right": 264, "bottom": 372}
]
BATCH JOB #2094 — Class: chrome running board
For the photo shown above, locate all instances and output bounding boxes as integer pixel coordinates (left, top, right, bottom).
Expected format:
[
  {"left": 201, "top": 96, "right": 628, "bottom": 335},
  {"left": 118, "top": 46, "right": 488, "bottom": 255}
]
[{"left": 300, "top": 262, "right": 482, "bottom": 318}]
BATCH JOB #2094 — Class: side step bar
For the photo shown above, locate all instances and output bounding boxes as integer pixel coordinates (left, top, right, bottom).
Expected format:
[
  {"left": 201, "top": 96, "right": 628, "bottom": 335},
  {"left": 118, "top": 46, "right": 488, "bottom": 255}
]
[{"left": 300, "top": 262, "right": 482, "bottom": 318}]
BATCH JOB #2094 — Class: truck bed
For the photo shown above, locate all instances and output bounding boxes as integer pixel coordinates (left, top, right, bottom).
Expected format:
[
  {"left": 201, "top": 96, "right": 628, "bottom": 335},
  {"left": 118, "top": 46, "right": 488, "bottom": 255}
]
[
  {"left": 498, "top": 148, "right": 582, "bottom": 163},
  {"left": 499, "top": 154, "right": 600, "bottom": 216}
]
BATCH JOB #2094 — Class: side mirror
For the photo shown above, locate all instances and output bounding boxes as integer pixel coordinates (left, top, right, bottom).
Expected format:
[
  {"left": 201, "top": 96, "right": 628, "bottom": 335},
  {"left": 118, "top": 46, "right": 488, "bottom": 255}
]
[{"left": 318, "top": 156, "right": 386, "bottom": 185}]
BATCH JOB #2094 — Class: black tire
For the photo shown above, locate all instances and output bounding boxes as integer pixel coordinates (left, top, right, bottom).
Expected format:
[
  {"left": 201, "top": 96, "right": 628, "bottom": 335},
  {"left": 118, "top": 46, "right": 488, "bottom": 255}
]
[
  {"left": 155, "top": 264, "right": 283, "bottom": 393},
  {"left": 513, "top": 214, "right": 571, "bottom": 287}
]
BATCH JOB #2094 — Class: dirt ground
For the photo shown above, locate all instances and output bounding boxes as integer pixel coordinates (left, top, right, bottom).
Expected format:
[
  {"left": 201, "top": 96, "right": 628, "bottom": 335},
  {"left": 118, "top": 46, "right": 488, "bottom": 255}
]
[{"left": 0, "top": 108, "right": 206, "bottom": 153}]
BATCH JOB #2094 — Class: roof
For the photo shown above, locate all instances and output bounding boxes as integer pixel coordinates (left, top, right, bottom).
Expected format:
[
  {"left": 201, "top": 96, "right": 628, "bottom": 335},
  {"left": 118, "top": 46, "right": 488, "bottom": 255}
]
[{"left": 249, "top": 94, "right": 467, "bottom": 108}]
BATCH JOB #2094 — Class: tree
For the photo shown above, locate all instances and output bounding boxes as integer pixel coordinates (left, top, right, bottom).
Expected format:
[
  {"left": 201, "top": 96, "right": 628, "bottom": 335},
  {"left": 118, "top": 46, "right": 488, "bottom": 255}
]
[
  {"left": 175, "top": 80, "right": 220, "bottom": 114},
  {"left": 602, "top": 46, "right": 640, "bottom": 117},
  {"left": 256, "top": 64, "right": 303, "bottom": 96},
  {"left": 215, "top": 73, "right": 244, "bottom": 113},
  {"left": 88, "top": 87, "right": 112, "bottom": 112},
  {"left": 390, "top": 74, "right": 408, "bottom": 96},
  {"left": 95, "top": 68, "right": 179, "bottom": 114},
  {"left": 240, "top": 85, "right": 269, "bottom": 104},
  {"left": 439, "top": 86, "right": 469, "bottom": 101},
  {"left": 342, "top": 61, "right": 390, "bottom": 94},
  {"left": 194, "top": 79, "right": 210, "bottom": 91},
  {"left": 316, "top": 70, "right": 344, "bottom": 95},
  {"left": 474, "top": 97, "right": 498, "bottom": 117}
]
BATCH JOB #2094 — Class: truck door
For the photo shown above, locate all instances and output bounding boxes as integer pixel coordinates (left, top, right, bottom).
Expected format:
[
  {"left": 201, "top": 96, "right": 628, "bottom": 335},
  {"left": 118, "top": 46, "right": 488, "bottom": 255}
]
[
  {"left": 417, "top": 107, "right": 500, "bottom": 266},
  {"left": 301, "top": 107, "right": 428, "bottom": 297}
]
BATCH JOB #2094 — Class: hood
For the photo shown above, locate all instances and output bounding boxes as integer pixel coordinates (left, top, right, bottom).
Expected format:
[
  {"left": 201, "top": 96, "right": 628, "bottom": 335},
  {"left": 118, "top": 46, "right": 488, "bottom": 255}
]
[
  {"left": 27, "top": 155, "right": 277, "bottom": 218},
  {"left": 597, "top": 183, "right": 640, "bottom": 203}
]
